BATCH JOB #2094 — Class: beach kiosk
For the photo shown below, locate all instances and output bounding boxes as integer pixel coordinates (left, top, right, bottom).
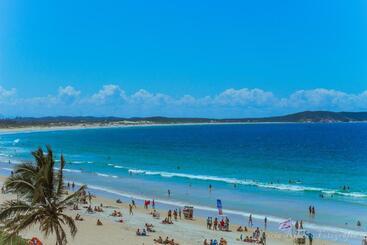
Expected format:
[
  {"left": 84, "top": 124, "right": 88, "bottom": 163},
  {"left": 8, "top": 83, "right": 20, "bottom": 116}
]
[
  {"left": 294, "top": 229, "right": 306, "bottom": 244},
  {"left": 183, "top": 206, "right": 194, "bottom": 220}
]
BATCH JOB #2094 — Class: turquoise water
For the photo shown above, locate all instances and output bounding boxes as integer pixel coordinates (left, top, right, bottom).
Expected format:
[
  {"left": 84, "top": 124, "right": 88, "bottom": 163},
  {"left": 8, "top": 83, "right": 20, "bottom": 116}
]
[{"left": 0, "top": 123, "right": 366, "bottom": 244}]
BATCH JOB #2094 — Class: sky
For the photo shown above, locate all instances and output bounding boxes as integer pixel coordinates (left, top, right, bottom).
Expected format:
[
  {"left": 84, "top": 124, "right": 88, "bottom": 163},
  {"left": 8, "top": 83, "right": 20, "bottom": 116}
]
[{"left": 0, "top": 0, "right": 366, "bottom": 118}]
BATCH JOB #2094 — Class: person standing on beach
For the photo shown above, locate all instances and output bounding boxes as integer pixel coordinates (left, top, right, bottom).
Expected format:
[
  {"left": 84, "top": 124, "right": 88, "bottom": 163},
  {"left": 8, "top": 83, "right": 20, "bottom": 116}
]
[
  {"left": 309, "top": 205, "right": 312, "bottom": 216},
  {"left": 178, "top": 208, "right": 182, "bottom": 219},
  {"left": 168, "top": 210, "right": 172, "bottom": 222},
  {"left": 152, "top": 199, "right": 155, "bottom": 209},
  {"left": 88, "top": 192, "right": 92, "bottom": 204},
  {"left": 362, "top": 236, "right": 367, "bottom": 245},
  {"left": 129, "top": 204, "right": 133, "bottom": 215},
  {"left": 72, "top": 182, "right": 75, "bottom": 190},
  {"left": 206, "top": 217, "right": 212, "bottom": 229},
  {"left": 248, "top": 214, "right": 253, "bottom": 227},
  {"left": 262, "top": 232, "right": 266, "bottom": 245}
]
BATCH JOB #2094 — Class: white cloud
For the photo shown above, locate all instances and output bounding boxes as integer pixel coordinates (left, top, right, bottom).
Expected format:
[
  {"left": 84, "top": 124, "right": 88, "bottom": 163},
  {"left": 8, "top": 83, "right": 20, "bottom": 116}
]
[
  {"left": 58, "top": 86, "right": 80, "bottom": 97},
  {"left": 0, "top": 84, "right": 366, "bottom": 117},
  {"left": 90, "top": 84, "right": 126, "bottom": 104},
  {"left": 0, "top": 86, "right": 16, "bottom": 100},
  {"left": 213, "top": 88, "right": 277, "bottom": 106},
  {"left": 284, "top": 88, "right": 367, "bottom": 111},
  {"left": 130, "top": 89, "right": 172, "bottom": 105}
]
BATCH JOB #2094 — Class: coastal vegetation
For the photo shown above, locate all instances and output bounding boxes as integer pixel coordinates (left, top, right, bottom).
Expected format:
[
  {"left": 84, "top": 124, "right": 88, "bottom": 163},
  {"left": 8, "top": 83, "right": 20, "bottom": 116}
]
[
  {"left": 0, "top": 111, "right": 366, "bottom": 129},
  {"left": 0, "top": 146, "right": 86, "bottom": 245}
]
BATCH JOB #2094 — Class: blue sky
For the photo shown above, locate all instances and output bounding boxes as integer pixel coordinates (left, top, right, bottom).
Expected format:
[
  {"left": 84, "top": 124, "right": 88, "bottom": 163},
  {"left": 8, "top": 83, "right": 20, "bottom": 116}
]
[{"left": 0, "top": 0, "right": 366, "bottom": 117}]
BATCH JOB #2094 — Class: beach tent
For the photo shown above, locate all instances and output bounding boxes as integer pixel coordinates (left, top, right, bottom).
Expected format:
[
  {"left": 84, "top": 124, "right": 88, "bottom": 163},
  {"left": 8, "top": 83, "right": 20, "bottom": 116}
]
[{"left": 183, "top": 206, "right": 194, "bottom": 219}]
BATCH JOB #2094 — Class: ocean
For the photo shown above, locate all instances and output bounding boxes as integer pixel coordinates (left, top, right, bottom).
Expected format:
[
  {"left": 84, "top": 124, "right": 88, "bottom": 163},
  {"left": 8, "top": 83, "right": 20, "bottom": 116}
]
[{"left": 0, "top": 123, "right": 366, "bottom": 244}]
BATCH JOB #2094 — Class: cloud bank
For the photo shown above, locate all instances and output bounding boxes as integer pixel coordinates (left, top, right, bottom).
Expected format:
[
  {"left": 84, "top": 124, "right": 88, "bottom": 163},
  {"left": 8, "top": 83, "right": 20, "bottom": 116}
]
[{"left": 0, "top": 85, "right": 366, "bottom": 118}]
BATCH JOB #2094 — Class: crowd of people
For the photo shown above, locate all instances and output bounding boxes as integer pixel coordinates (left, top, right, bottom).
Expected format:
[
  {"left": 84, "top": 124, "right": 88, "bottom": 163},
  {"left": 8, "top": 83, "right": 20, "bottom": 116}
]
[
  {"left": 154, "top": 236, "right": 179, "bottom": 245},
  {"left": 238, "top": 227, "right": 266, "bottom": 244},
  {"left": 206, "top": 217, "right": 230, "bottom": 231},
  {"left": 203, "top": 237, "right": 228, "bottom": 245}
]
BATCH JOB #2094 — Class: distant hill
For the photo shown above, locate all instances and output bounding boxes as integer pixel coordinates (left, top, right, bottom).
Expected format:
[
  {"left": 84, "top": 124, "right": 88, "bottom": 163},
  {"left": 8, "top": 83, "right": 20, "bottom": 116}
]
[
  {"left": 235, "top": 111, "right": 367, "bottom": 123},
  {"left": 0, "top": 111, "right": 366, "bottom": 128}
]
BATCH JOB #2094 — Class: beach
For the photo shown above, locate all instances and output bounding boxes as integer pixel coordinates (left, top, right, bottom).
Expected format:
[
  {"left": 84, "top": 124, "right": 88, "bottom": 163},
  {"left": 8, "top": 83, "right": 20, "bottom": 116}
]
[
  {"left": 0, "top": 124, "right": 365, "bottom": 244},
  {"left": 0, "top": 174, "right": 344, "bottom": 245}
]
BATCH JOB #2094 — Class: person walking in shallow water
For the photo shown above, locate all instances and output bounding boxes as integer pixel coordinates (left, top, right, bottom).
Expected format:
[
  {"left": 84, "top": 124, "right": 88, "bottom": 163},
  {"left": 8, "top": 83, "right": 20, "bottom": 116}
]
[
  {"left": 168, "top": 189, "right": 171, "bottom": 197},
  {"left": 248, "top": 214, "right": 253, "bottom": 227}
]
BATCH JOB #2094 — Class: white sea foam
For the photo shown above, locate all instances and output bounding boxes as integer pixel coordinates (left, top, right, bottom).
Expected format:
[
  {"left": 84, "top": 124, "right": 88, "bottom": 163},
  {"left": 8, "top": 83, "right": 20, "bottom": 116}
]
[
  {"left": 12, "top": 139, "right": 20, "bottom": 145},
  {"left": 322, "top": 190, "right": 367, "bottom": 198},
  {"left": 128, "top": 168, "right": 367, "bottom": 198},
  {"left": 96, "top": 172, "right": 110, "bottom": 177},
  {"left": 2, "top": 167, "right": 13, "bottom": 171},
  {"left": 96, "top": 172, "right": 118, "bottom": 178},
  {"left": 113, "top": 165, "right": 124, "bottom": 169},
  {"left": 60, "top": 168, "right": 82, "bottom": 173},
  {"left": 72, "top": 161, "right": 84, "bottom": 164}
]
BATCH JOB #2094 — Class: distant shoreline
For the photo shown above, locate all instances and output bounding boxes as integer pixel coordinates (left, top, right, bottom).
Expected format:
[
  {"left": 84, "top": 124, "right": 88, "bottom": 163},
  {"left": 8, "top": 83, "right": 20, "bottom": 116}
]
[{"left": 0, "top": 120, "right": 366, "bottom": 136}]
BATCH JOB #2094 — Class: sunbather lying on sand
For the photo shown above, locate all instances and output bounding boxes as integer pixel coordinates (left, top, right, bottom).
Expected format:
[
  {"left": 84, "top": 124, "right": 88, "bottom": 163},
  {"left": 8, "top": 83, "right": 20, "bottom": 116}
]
[
  {"left": 96, "top": 219, "right": 103, "bottom": 226},
  {"left": 136, "top": 228, "right": 147, "bottom": 236},
  {"left": 150, "top": 209, "right": 160, "bottom": 218},
  {"left": 219, "top": 238, "right": 228, "bottom": 245},
  {"left": 154, "top": 236, "right": 179, "bottom": 245},
  {"left": 161, "top": 217, "right": 173, "bottom": 224},
  {"left": 75, "top": 214, "right": 84, "bottom": 221}
]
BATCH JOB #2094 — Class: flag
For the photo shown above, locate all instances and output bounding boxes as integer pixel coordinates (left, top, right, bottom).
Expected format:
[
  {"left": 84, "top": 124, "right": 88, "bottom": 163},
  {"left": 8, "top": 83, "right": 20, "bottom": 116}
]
[
  {"left": 279, "top": 219, "right": 292, "bottom": 231},
  {"left": 216, "top": 199, "right": 223, "bottom": 215}
]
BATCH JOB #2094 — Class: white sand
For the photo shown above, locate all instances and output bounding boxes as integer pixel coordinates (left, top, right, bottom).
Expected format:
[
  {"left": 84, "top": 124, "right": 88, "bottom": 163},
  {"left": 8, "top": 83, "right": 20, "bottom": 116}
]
[{"left": 0, "top": 177, "right": 345, "bottom": 245}]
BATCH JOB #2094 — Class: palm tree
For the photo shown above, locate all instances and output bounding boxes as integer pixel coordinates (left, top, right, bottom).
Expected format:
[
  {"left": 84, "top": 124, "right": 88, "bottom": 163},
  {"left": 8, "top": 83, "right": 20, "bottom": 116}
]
[{"left": 0, "top": 146, "right": 86, "bottom": 245}]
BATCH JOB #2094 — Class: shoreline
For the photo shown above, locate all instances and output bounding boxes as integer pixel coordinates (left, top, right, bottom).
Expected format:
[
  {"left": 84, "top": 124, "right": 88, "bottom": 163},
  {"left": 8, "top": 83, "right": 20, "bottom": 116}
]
[
  {"left": 0, "top": 175, "right": 347, "bottom": 245},
  {"left": 0, "top": 120, "right": 365, "bottom": 136}
]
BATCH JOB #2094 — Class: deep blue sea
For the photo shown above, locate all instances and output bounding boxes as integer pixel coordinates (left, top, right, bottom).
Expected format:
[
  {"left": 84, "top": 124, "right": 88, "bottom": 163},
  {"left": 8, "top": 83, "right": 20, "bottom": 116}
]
[{"left": 0, "top": 123, "right": 366, "bottom": 244}]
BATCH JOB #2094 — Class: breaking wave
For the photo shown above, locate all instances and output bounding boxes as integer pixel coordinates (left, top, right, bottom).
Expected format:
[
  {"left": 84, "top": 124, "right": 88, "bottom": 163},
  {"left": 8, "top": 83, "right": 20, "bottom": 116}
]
[{"left": 128, "top": 168, "right": 367, "bottom": 198}]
